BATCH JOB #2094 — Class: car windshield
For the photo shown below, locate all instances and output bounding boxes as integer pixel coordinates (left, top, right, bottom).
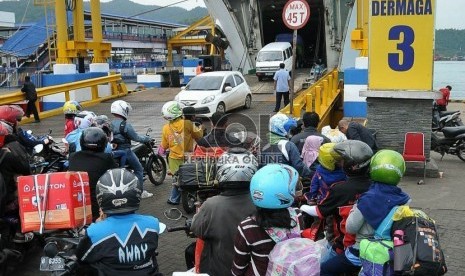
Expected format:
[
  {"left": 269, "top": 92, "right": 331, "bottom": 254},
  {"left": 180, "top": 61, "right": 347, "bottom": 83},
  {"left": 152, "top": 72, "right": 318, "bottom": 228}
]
[
  {"left": 257, "top": 51, "right": 283, "bottom": 62},
  {"left": 186, "top": 76, "right": 224, "bottom": 90}
]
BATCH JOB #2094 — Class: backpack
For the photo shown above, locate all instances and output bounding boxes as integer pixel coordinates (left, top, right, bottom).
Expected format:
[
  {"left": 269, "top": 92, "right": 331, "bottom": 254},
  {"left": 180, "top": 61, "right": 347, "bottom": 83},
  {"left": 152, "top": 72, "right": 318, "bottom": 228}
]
[
  {"left": 359, "top": 207, "right": 447, "bottom": 276},
  {"left": 390, "top": 213, "right": 447, "bottom": 275},
  {"left": 266, "top": 238, "right": 322, "bottom": 276},
  {"left": 265, "top": 209, "right": 322, "bottom": 276}
]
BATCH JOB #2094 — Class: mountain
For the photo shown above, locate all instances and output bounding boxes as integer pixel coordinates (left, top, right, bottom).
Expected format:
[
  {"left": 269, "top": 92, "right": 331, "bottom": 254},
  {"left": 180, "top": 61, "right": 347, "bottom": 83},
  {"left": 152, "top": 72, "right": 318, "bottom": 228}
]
[
  {"left": 0, "top": 0, "right": 208, "bottom": 25},
  {"left": 435, "top": 29, "right": 465, "bottom": 58}
]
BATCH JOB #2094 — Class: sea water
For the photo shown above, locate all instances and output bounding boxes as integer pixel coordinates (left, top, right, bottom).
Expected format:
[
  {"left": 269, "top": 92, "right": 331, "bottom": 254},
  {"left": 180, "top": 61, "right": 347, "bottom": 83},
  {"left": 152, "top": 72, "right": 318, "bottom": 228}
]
[{"left": 434, "top": 61, "right": 465, "bottom": 100}]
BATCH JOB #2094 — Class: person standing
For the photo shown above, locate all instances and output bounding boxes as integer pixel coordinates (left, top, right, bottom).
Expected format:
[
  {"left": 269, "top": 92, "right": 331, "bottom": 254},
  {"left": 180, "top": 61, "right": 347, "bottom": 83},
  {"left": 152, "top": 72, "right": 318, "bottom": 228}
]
[
  {"left": 195, "top": 61, "right": 203, "bottom": 75},
  {"left": 273, "top": 63, "right": 291, "bottom": 112},
  {"left": 21, "top": 76, "right": 40, "bottom": 123},
  {"left": 436, "top": 85, "right": 452, "bottom": 112}
]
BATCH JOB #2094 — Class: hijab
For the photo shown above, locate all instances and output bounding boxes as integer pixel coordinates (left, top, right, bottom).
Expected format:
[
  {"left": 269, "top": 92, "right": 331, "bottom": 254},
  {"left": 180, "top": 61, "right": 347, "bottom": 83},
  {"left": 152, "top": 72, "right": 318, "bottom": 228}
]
[{"left": 301, "top": 136, "right": 323, "bottom": 167}]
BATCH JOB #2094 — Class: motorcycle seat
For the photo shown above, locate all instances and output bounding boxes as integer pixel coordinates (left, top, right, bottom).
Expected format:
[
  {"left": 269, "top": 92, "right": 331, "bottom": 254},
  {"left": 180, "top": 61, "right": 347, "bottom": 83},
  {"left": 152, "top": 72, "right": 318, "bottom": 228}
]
[
  {"left": 439, "top": 110, "right": 460, "bottom": 117},
  {"left": 442, "top": 126, "right": 465, "bottom": 138}
]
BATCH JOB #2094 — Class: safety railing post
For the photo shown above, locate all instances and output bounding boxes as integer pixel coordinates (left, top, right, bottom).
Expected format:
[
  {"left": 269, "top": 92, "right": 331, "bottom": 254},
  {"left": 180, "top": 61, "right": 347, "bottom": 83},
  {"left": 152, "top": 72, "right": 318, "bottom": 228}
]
[
  {"left": 315, "top": 85, "right": 322, "bottom": 114},
  {"left": 305, "top": 92, "right": 313, "bottom": 112},
  {"left": 65, "top": 91, "right": 70, "bottom": 102},
  {"left": 322, "top": 80, "right": 328, "bottom": 107},
  {"left": 91, "top": 85, "right": 99, "bottom": 100},
  {"left": 328, "top": 74, "right": 333, "bottom": 99}
]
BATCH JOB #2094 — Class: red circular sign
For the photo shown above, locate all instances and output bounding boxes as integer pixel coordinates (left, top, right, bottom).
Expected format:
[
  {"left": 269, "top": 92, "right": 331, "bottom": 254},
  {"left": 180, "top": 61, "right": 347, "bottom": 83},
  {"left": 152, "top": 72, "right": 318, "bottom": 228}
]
[{"left": 282, "top": 0, "right": 311, "bottom": 30}]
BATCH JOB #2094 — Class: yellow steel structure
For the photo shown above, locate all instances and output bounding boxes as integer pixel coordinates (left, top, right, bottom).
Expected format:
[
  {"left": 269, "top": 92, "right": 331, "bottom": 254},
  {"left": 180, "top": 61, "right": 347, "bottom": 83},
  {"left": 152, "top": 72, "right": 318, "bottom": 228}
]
[
  {"left": 167, "top": 16, "right": 217, "bottom": 64},
  {"left": 351, "top": 0, "right": 369, "bottom": 56},
  {"left": 34, "top": 0, "right": 111, "bottom": 65},
  {"left": 279, "top": 69, "right": 343, "bottom": 129},
  {"left": 0, "top": 75, "right": 128, "bottom": 123}
]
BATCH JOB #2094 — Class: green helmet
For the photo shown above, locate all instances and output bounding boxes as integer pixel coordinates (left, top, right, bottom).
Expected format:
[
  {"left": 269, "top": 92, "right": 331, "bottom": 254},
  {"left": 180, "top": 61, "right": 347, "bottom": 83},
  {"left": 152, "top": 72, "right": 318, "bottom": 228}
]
[{"left": 369, "top": 150, "right": 406, "bottom": 185}]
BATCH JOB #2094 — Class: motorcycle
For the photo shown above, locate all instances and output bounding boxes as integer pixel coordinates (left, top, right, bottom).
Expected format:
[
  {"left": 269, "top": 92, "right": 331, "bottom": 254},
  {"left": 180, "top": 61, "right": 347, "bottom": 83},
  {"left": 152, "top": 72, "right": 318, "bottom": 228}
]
[
  {"left": 40, "top": 235, "right": 81, "bottom": 275},
  {"left": 431, "top": 126, "right": 465, "bottom": 161},
  {"left": 28, "top": 130, "right": 68, "bottom": 174},
  {"left": 128, "top": 128, "right": 167, "bottom": 186},
  {"left": 432, "top": 103, "right": 463, "bottom": 131}
]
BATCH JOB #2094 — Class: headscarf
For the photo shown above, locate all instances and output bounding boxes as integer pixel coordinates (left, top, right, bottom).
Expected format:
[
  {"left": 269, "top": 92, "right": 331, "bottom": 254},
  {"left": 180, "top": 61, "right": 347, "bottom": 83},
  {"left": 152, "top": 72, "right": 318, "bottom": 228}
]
[
  {"left": 357, "top": 181, "right": 410, "bottom": 230},
  {"left": 301, "top": 136, "right": 323, "bottom": 167}
]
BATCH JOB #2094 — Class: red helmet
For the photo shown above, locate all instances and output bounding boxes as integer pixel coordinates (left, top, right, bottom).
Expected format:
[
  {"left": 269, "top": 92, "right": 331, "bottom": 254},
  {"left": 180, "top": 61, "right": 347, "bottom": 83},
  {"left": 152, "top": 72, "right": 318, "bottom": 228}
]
[
  {"left": 0, "top": 121, "right": 12, "bottom": 148},
  {"left": 0, "top": 105, "right": 25, "bottom": 126}
]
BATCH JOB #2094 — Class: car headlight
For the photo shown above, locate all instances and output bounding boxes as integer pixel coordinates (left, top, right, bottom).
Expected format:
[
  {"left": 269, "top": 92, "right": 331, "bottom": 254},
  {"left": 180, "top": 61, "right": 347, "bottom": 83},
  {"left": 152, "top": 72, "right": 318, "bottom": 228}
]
[{"left": 201, "top": 95, "right": 215, "bottom": 104}]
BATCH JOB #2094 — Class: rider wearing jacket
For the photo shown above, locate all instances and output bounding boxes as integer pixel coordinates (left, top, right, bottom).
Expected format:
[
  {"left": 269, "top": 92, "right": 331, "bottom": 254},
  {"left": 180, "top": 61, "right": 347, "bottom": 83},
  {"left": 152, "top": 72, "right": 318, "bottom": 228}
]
[
  {"left": 75, "top": 168, "right": 164, "bottom": 276},
  {"left": 300, "top": 140, "right": 374, "bottom": 275},
  {"left": 260, "top": 113, "right": 312, "bottom": 179},
  {"left": 110, "top": 100, "right": 153, "bottom": 199},
  {"left": 68, "top": 127, "right": 117, "bottom": 221},
  {"left": 190, "top": 148, "right": 258, "bottom": 275}
]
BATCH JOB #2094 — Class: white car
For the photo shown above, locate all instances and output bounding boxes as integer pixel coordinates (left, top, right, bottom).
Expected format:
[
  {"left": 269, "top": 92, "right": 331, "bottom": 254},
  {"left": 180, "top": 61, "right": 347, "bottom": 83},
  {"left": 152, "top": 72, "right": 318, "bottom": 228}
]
[{"left": 174, "top": 71, "right": 252, "bottom": 117}]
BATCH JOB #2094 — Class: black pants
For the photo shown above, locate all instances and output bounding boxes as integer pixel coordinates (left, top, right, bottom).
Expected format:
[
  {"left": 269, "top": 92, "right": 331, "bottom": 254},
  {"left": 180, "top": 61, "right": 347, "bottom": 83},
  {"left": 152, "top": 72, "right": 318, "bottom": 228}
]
[
  {"left": 26, "top": 99, "right": 40, "bottom": 121},
  {"left": 274, "top": 92, "right": 290, "bottom": 111},
  {"left": 437, "top": 105, "right": 447, "bottom": 112}
]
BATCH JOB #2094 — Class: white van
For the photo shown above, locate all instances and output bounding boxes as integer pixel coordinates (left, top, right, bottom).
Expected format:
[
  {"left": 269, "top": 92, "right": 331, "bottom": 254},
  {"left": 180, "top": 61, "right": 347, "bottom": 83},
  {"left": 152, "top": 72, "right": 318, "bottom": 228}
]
[{"left": 255, "top": 42, "right": 292, "bottom": 81}]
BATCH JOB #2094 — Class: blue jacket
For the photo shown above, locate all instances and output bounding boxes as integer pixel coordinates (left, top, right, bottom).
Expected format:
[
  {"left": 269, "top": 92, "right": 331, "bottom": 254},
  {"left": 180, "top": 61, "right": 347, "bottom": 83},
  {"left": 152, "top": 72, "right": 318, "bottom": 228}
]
[
  {"left": 310, "top": 165, "right": 346, "bottom": 202},
  {"left": 66, "top": 128, "right": 112, "bottom": 153},
  {"left": 111, "top": 118, "right": 150, "bottom": 149},
  {"left": 260, "top": 140, "right": 312, "bottom": 178}
]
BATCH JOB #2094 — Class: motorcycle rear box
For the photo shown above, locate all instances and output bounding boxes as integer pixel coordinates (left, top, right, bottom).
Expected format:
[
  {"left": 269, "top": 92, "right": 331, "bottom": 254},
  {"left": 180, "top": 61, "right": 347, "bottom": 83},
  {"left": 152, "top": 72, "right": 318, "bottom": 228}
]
[{"left": 17, "top": 172, "right": 92, "bottom": 233}]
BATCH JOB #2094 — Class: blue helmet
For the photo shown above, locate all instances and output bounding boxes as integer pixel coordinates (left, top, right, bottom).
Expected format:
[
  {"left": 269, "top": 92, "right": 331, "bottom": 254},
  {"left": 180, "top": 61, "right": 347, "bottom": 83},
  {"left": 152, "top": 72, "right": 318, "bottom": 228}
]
[
  {"left": 269, "top": 114, "right": 297, "bottom": 137},
  {"left": 250, "top": 164, "right": 299, "bottom": 209}
]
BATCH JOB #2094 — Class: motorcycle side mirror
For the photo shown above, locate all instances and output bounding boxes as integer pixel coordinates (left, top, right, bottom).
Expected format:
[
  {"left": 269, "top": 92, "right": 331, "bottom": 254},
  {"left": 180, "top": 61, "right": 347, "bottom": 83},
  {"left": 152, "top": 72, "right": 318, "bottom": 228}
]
[
  {"left": 33, "top": 144, "right": 44, "bottom": 154},
  {"left": 163, "top": 208, "right": 184, "bottom": 221},
  {"left": 44, "top": 242, "right": 59, "bottom": 258},
  {"left": 147, "top": 128, "right": 153, "bottom": 133}
]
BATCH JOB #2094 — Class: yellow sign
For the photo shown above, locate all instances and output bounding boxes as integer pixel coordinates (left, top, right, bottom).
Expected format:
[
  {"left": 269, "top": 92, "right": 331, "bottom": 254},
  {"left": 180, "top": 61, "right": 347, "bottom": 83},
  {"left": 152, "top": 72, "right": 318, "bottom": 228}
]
[{"left": 368, "top": 0, "right": 435, "bottom": 90}]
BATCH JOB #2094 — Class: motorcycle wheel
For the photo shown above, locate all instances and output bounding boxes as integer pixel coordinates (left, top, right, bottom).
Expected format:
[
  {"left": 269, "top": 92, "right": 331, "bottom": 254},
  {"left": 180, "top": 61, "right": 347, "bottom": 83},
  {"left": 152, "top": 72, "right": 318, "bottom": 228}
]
[
  {"left": 181, "top": 191, "right": 196, "bottom": 214},
  {"left": 147, "top": 155, "right": 167, "bottom": 185},
  {"left": 457, "top": 140, "right": 465, "bottom": 162}
]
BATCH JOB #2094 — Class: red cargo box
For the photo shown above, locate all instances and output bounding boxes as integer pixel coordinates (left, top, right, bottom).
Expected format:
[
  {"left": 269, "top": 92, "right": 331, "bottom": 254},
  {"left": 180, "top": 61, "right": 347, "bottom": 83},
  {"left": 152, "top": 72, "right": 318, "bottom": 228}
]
[{"left": 17, "top": 172, "right": 92, "bottom": 233}]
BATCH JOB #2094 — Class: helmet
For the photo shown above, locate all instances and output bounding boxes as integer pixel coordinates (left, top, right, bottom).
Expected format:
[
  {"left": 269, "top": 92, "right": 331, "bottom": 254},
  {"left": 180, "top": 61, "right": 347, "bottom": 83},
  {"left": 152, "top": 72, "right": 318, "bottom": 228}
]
[
  {"left": 318, "top": 143, "right": 341, "bottom": 171},
  {"left": 80, "top": 127, "right": 108, "bottom": 152},
  {"left": 0, "top": 105, "right": 24, "bottom": 126},
  {"left": 162, "top": 101, "right": 183, "bottom": 121},
  {"left": 216, "top": 148, "right": 258, "bottom": 189},
  {"left": 333, "top": 140, "right": 373, "bottom": 175},
  {"left": 0, "top": 121, "right": 12, "bottom": 148},
  {"left": 96, "top": 168, "right": 142, "bottom": 215},
  {"left": 74, "top": 111, "right": 96, "bottom": 129},
  {"left": 269, "top": 113, "right": 297, "bottom": 137},
  {"left": 62, "top": 101, "right": 82, "bottom": 115},
  {"left": 250, "top": 164, "right": 299, "bottom": 209},
  {"left": 111, "top": 100, "right": 132, "bottom": 119},
  {"left": 370, "top": 150, "right": 406, "bottom": 185},
  {"left": 95, "top": 115, "right": 112, "bottom": 138}
]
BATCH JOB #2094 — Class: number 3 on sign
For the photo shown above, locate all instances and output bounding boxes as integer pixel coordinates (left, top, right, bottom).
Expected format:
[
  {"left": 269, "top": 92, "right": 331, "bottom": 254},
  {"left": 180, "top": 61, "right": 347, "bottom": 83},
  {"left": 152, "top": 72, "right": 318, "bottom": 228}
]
[{"left": 388, "top": 25, "right": 415, "bottom": 72}]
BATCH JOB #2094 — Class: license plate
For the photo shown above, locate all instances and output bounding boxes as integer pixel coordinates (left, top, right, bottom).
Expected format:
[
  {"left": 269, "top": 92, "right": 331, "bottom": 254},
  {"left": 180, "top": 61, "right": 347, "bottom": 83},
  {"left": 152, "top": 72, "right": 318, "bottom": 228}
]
[
  {"left": 265, "top": 73, "right": 274, "bottom": 76},
  {"left": 39, "top": 256, "right": 65, "bottom": 271}
]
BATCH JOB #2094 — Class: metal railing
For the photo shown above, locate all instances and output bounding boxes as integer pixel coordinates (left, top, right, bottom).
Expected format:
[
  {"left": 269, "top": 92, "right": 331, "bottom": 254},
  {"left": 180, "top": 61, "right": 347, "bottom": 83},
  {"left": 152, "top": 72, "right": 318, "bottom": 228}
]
[
  {"left": 280, "top": 68, "right": 343, "bottom": 127},
  {"left": 0, "top": 74, "right": 128, "bottom": 124}
]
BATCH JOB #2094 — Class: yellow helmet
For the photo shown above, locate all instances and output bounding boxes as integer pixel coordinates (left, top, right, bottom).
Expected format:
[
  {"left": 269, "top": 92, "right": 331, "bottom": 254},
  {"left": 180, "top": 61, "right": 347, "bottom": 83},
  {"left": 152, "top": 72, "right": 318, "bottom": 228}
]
[
  {"left": 63, "top": 101, "right": 82, "bottom": 115},
  {"left": 317, "top": 143, "right": 342, "bottom": 171}
]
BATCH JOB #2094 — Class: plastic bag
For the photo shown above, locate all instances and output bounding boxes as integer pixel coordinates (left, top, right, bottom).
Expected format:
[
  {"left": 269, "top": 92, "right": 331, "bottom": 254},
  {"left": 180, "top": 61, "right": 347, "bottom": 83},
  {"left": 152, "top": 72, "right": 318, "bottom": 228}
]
[{"left": 321, "top": 126, "right": 347, "bottom": 143}]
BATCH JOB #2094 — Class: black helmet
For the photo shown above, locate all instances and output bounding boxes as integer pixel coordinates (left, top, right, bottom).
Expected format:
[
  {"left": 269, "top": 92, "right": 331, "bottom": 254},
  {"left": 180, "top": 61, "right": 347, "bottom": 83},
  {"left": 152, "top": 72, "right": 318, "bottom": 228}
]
[
  {"left": 332, "top": 140, "right": 373, "bottom": 176},
  {"left": 96, "top": 168, "right": 142, "bottom": 215},
  {"left": 216, "top": 148, "right": 258, "bottom": 189},
  {"left": 80, "top": 127, "right": 108, "bottom": 152}
]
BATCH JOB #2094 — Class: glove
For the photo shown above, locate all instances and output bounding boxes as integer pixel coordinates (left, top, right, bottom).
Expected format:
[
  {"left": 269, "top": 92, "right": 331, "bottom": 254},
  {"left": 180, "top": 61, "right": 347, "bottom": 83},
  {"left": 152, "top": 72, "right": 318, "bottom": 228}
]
[{"left": 157, "top": 146, "right": 166, "bottom": 156}]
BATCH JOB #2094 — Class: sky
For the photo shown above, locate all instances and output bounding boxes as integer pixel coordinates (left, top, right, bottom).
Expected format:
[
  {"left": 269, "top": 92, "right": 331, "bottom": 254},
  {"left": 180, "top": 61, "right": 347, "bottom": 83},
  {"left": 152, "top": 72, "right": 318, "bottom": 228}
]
[{"left": 120, "top": 0, "right": 465, "bottom": 30}]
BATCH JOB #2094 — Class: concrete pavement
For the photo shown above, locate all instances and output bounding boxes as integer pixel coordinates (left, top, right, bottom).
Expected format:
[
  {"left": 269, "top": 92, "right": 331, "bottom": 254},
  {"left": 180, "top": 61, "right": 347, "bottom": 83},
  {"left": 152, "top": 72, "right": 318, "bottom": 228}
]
[{"left": 14, "top": 90, "right": 465, "bottom": 275}]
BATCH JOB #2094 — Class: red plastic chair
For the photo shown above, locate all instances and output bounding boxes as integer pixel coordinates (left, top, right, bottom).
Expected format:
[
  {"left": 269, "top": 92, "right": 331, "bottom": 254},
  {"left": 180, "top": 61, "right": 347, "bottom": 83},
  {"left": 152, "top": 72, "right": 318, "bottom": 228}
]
[{"left": 402, "top": 132, "right": 426, "bottom": 183}]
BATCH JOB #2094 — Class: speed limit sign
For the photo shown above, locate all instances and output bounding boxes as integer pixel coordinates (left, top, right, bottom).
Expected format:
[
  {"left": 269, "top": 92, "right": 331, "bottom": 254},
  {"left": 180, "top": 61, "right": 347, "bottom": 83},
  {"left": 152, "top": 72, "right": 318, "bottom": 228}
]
[{"left": 282, "top": 0, "right": 310, "bottom": 30}]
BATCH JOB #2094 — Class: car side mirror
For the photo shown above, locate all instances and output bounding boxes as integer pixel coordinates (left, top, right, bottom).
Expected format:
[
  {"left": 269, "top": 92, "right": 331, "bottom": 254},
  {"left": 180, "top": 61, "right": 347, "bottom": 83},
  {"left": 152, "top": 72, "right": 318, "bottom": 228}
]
[{"left": 224, "top": 86, "right": 232, "bottom": 92}]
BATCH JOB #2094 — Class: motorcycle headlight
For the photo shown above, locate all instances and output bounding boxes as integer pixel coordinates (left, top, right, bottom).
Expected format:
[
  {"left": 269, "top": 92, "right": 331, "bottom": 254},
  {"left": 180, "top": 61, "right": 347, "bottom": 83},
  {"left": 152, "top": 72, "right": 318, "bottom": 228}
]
[{"left": 201, "top": 95, "right": 215, "bottom": 104}]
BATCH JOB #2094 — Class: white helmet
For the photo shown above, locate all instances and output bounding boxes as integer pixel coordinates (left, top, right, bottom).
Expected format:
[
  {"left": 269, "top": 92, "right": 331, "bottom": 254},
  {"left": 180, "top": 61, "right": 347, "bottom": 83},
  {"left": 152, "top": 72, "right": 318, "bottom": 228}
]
[
  {"left": 216, "top": 148, "right": 258, "bottom": 189},
  {"left": 162, "top": 101, "right": 183, "bottom": 121},
  {"left": 74, "top": 112, "right": 96, "bottom": 130},
  {"left": 111, "top": 100, "right": 132, "bottom": 119}
]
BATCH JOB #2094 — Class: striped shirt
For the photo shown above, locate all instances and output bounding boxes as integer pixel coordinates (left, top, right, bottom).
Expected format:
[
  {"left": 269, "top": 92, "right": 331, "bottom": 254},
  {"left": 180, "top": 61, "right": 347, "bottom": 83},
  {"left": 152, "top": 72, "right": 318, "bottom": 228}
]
[{"left": 231, "top": 210, "right": 303, "bottom": 276}]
